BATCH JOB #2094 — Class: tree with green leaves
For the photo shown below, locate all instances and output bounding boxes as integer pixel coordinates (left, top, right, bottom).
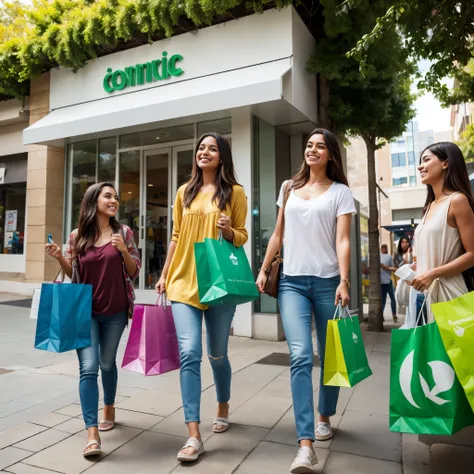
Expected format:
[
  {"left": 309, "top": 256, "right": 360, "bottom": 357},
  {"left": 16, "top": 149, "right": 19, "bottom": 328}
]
[
  {"left": 458, "top": 124, "right": 474, "bottom": 162},
  {"left": 344, "top": 0, "right": 474, "bottom": 106},
  {"left": 309, "top": 0, "right": 416, "bottom": 330}
]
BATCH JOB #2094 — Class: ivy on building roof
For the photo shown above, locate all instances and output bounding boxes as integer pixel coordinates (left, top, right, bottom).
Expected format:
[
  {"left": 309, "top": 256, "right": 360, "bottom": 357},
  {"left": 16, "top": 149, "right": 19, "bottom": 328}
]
[{"left": 0, "top": 0, "right": 295, "bottom": 98}]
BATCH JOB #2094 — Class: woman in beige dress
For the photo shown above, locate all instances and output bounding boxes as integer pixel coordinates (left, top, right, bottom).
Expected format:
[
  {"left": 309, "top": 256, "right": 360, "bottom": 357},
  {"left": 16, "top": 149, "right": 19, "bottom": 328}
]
[{"left": 411, "top": 142, "right": 474, "bottom": 322}]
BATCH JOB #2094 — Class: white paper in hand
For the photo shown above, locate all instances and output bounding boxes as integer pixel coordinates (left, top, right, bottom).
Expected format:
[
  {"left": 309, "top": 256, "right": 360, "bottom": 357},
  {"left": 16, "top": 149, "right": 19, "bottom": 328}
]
[{"left": 395, "top": 264, "right": 416, "bottom": 282}]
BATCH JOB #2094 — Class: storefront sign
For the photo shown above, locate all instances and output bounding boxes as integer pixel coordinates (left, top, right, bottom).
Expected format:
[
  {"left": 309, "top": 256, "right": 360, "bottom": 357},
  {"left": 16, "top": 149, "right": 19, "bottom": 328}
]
[
  {"left": 103, "top": 51, "right": 184, "bottom": 93},
  {"left": 6, "top": 210, "right": 17, "bottom": 232}
]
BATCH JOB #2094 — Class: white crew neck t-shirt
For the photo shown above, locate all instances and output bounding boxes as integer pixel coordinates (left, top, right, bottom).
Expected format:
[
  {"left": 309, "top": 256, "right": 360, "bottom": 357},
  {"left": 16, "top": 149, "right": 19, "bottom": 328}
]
[{"left": 277, "top": 181, "right": 356, "bottom": 278}]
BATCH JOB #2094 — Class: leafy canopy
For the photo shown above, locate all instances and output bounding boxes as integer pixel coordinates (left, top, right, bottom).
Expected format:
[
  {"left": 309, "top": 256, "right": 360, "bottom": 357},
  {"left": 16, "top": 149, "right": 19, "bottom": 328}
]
[{"left": 0, "top": 0, "right": 294, "bottom": 97}]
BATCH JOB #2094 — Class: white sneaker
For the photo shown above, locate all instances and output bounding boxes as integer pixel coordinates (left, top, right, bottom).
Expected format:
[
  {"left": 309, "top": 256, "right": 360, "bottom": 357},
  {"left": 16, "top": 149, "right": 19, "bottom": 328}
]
[
  {"left": 290, "top": 446, "right": 318, "bottom": 473},
  {"left": 315, "top": 422, "right": 333, "bottom": 441}
]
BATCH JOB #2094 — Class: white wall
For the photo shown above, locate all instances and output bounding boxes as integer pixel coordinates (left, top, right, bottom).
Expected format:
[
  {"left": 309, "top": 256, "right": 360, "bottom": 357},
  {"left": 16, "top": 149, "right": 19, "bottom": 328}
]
[
  {"left": 0, "top": 255, "right": 25, "bottom": 274},
  {"left": 50, "top": 9, "right": 294, "bottom": 110},
  {"left": 0, "top": 123, "right": 28, "bottom": 156},
  {"left": 231, "top": 107, "right": 253, "bottom": 337},
  {"left": 388, "top": 187, "right": 426, "bottom": 210}
]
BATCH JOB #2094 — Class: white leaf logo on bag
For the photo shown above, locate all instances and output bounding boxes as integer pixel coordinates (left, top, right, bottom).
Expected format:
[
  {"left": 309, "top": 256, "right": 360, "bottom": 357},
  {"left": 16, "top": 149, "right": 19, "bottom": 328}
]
[
  {"left": 400, "top": 350, "right": 455, "bottom": 408},
  {"left": 448, "top": 316, "right": 474, "bottom": 337},
  {"left": 352, "top": 332, "right": 359, "bottom": 343},
  {"left": 229, "top": 253, "right": 238, "bottom": 266}
]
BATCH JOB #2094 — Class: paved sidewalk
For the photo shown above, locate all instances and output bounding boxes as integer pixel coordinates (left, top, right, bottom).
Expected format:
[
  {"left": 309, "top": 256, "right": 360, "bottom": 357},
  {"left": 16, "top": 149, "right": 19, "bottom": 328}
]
[{"left": 0, "top": 295, "right": 430, "bottom": 474}]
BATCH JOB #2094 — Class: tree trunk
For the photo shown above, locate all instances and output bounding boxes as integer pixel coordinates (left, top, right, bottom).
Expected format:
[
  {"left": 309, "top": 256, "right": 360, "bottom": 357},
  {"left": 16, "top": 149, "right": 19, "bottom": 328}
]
[{"left": 363, "top": 134, "right": 384, "bottom": 332}]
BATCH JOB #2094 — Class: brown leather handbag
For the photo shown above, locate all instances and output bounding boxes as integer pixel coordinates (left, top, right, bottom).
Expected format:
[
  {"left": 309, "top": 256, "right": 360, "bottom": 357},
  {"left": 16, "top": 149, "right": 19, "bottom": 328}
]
[{"left": 263, "top": 181, "right": 292, "bottom": 298}]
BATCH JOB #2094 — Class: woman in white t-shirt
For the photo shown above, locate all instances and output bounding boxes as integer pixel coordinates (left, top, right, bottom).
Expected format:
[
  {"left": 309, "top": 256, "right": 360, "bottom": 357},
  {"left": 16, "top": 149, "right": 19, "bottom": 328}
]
[{"left": 257, "top": 128, "right": 355, "bottom": 474}]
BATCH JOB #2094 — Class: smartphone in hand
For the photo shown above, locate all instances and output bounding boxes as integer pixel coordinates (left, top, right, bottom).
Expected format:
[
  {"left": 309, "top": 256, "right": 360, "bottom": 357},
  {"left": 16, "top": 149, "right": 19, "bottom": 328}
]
[{"left": 47, "top": 234, "right": 53, "bottom": 244}]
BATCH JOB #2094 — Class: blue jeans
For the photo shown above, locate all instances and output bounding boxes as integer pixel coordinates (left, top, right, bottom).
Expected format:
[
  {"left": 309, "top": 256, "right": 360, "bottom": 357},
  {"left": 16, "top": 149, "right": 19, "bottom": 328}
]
[
  {"left": 171, "top": 302, "right": 236, "bottom": 424},
  {"left": 416, "top": 293, "right": 427, "bottom": 326},
  {"left": 278, "top": 274, "right": 340, "bottom": 442},
  {"left": 381, "top": 282, "right": 397, "bottom": 317},
  {"left": 77, "top": 311, "right": 127, "bottom": 428}
]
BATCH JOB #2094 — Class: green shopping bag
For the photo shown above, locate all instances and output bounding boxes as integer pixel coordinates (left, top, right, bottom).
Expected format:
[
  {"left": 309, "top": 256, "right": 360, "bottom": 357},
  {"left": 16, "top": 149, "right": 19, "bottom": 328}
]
[
  {"left": 323, "top": 306, "right": 372, "bottom": 387},
  {"left": 389, "top": 321, "right": 474, "bottom": 435},
  {"left": 194, "top": 236, "right": 259, "bottom": 306},
  {"left": 432, "top": 291, "right": 474, "bottom": 412}
]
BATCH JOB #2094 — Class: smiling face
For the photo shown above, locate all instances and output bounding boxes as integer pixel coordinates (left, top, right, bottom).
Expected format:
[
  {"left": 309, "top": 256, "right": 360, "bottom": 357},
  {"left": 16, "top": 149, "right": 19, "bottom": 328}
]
[
  {"left": 196, "top": 136, "right": 221, "bottom": 172},
  {"left": 96, "top": 186, "right": 119, "bottom": 218},
  {"left": 305, "top": 133, "right": 331, "bottom": 169},
  {"left": 418, "top": 150, "right": 447, "bottom": 186}
]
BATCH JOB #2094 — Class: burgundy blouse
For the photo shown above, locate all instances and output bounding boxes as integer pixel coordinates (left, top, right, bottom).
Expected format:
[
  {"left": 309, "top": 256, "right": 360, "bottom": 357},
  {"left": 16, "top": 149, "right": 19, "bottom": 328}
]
[{"left": 79, "top": 242, "right": 128, "bottom": 316}]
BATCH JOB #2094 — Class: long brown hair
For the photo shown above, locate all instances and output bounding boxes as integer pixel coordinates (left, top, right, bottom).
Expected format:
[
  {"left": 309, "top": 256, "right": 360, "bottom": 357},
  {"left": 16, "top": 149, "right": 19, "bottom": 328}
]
[
  {"left": 291, "top": 128, "right": 348, "bottom": 189},
  {"left": 75, "top": 182, "right": 121, "bottom": 256},
  {"left": 183, "top": 133, "right": 240, "bottom": 210},
  {"left": 420, "top": 141, "right": 474, "bottom": 290}
]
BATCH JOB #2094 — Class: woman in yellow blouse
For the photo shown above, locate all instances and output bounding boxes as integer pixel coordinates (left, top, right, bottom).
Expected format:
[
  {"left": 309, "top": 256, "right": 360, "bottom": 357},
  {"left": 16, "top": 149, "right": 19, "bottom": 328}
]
[{"left": 156, "top": 132, "right": 248, "bottom": 462}]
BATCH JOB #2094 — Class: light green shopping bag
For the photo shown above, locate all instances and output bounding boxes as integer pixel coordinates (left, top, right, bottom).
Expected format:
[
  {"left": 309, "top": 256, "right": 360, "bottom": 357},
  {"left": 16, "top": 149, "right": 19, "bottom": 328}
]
[
  {"left": 194, "top": 236, "right": 259, "bottom": 306},
  {"left": 323, "top": 306, "right": 372, "bottom": 387},
  {"left": 389, "top": 320, "right": 474, "bottom": 435},
  {"left": 432, "top": 291, "right": 474, "bottom": 412}
]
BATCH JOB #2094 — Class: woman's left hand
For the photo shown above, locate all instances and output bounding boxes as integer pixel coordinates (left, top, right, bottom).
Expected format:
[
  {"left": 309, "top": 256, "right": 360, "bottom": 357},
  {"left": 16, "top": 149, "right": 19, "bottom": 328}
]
[
  {"left": 112, "top": 233, "right": 127, "bottom": 254},
  {"left": 411, "top": 270, "right": 436, "bottom": 292},
  {"left": 335, "top": 282, "right": 350, "bottom": 307}
]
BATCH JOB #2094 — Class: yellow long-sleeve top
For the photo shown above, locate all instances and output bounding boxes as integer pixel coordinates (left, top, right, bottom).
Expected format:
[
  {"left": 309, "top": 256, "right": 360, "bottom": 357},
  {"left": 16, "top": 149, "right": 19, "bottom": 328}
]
[{"left": 166, "top": 184, "right": 249, "bottom": 309}]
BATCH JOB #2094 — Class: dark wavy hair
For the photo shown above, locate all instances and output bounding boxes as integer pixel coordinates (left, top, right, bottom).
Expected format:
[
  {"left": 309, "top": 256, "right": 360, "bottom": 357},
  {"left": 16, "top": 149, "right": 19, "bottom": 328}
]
[
  {"left": 396, "top": 237, "right": 411, "bottom": 258},
  {"left": 291, "top": 128, "right": 348, "bottom": 189},
  {"left": 75, "top": 182, "right": 121, "bottom": 256},
  {"left": 183, "top": 133, "right": 240, "bottom": 210},
  {"left": 420, "top": 141, "right": 474, "bottom": 290}
]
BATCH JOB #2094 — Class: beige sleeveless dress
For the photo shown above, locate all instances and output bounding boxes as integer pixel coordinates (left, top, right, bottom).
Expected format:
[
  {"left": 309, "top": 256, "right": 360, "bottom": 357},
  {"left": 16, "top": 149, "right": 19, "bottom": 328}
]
[{"left": 414, "top": 193, "right": 468, "bottom": 322}]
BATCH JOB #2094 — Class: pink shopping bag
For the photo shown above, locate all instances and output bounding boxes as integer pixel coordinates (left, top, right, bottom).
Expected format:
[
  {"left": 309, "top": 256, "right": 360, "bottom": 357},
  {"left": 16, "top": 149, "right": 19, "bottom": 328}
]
[{"left": 121, "top": 297, "right": 180, "bottom": 376}]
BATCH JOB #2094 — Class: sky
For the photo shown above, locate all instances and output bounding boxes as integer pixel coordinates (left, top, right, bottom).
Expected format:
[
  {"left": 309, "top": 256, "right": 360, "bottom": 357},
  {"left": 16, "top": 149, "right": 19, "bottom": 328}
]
[{"left": 412, "top": 60, "right": 453, "bottom": 133}]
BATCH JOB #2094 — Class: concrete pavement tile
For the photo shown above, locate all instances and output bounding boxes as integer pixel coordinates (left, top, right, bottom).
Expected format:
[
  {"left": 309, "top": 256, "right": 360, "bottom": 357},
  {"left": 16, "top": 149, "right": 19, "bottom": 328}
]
[
  {"left": 257, "top": 376, "right": 293, "bottom": 399},
  {"left": 150, "top": 409, "right": 214, "bottom": 443},
  {"left": 24, "top": 426, "right": 141, "bottom": 474},
  {"left": 0, "top": 424, "right": 48, "bottom": 450},
  {"left": 345, "top": 374, "right": 389, "bottom": 415},
  {"left": 235, "top": 440, "right": 329, "bottom": 474},
  {"left": 54, "top": 405, "right": 82, "bottom": 417},
  {"left": 323, "top": 451, "right": 401, "bottom": 474},
  {"left": 81, "top": 431, "right": 183, "bottom": 474},
  {"left": 2, "top": 462, "right": 60, "bottom": 474},
  {"left": 367, "top": 350, "right": 390, "bottom": 376},
  {"left": 229, "top": 395, "right": 292, "bottom": 429},
  {"left": 114, "top": 408, "right": 163, "bottom": 430},
  {"left": 29, "top": 413, "right": 71, "bottom": 428},
  {"left": 54, "top": 418, "right": 85, "bottom": 435},
  {"left": 231, "top": 364, "right": 286, "bottom": 393},
  {"left": 115, "top": 386, "right": 146, "bottom": 398},
  {"left": 13, "top": 429, "right": 71, "bottom": 453},
  {"left": 0, "top": 447, "right": 33, "bottom": 470},
  {"left": 115, "top": 389, "right": 182, "bottom": 417},
  {"left": 372, "top": 334, "right": 392, "bottom": 353},
  {"left": 331, "top": 410, "right": 401, "bottom": 462},
  {"left": 172, "top": 424, "right": 269, "bottom": 474},
  {"left": 402, "top": 434, "right": 430, "bottom": 474}
]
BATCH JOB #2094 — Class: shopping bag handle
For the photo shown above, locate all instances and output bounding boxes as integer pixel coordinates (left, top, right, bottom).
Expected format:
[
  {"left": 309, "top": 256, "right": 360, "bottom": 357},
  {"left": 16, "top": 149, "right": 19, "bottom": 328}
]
[
  {"left": 156, "top": 293, "right": 168, "bottom": 308},
  {"left": 217, "top": 230, "right": 237, "bottom": 247},
  {"left": 413, "top": 279, "right": 438, "bottom": 329},
  {"left": 333, "top": 303, "right": 351, "bottom": 320}
]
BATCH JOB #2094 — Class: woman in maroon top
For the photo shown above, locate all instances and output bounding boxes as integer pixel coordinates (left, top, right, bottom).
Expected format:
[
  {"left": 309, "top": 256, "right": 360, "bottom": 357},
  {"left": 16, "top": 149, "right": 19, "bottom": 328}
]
[{"left": 46, "top": 182, "right": 141, "bottom": 458}]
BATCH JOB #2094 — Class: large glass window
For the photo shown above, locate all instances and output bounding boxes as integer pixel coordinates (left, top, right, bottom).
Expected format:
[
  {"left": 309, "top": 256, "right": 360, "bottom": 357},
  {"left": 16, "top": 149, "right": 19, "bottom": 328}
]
[
  {"left": 0, "top": 183, "right": 26, "bottom": 255},
  {"left": 252, "top": 117, "right": 290, "bottom": 313},
  {"left": 98, "top": 137, "right": 117, "bottom": 182},
  {"left": 197, "top": 118, "right": 231, "bottom": 137},
  {"left": 391, "top": 152, "right": 407, "bottom": 168},
  {"left": 120, "top": 124, "right": 194, "bottom": 148},
  {"left": 392, "top": 177, "right": 408, "bottom": 186},
  {"left": 71, "top": 140, "right": 97, "bottom": 229}
]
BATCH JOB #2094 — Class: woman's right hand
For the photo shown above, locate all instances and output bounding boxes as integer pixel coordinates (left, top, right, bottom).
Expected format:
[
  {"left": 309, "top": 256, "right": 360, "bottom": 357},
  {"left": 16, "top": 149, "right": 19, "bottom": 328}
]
[
  {"left": 155, "top": 275, "right": 166, "bottom": 294},
  {"left": 45, "top": 243, "right": 62, "bottom": 260},
  {"left": 256, "top": 271, "right": 268, "bottom": 293}
]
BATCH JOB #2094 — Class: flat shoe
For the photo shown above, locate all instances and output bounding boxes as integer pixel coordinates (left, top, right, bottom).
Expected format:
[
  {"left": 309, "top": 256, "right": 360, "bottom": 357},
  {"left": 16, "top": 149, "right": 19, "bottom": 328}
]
[
  {"left": 212, "top": 417, "right": 229, "bottom": 433},
  {"left": 83, "top": 439, "right": 102, "bottom": 458},
  {"left": 177, "top": 437, "right": 204, "bottom": 462},
  {"left": 98, "top": 420, "right": 115, "bottom": 431}
]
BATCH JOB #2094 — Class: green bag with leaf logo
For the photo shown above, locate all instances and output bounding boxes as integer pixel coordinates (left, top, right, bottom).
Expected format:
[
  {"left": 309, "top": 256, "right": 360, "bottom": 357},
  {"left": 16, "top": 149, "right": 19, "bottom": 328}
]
[
  {"left": 389, "top": 321, "right": 474, "bottom": 435},
  {"left": 194, "top": 236, "right": 259, "bottom": 306},
  {"left": 432, "top": 291, "right": 474, "bottom": 412}
]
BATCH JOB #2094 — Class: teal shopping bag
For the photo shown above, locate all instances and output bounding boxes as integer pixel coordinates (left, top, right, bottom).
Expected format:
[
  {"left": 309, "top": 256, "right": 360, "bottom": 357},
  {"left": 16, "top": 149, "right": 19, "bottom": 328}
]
[
  {"left": 389, "top": 321, "right": 474, "bottom": 435},
  {"left": 194, "top": 237, "right": 259, "bottom": 306},
  {"left": 34, "top": 283, "right": 92, "bottom": 353}
]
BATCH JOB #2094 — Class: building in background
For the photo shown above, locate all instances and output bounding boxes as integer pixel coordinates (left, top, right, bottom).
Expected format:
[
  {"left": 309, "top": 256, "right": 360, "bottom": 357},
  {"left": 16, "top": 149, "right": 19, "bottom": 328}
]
[{"left": 451, "top": 101, "right": 473, "bottom": 141}]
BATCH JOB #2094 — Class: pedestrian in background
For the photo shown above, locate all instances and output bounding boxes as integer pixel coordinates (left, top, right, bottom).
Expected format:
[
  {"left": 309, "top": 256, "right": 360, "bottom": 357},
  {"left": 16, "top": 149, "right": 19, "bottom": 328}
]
[
  {"left": 380, "top": 244, "right": 398, "bottom": 322},
  {"left": 257, "top": 128, "right": 355, "bottom": 474},
  {"left": 411, "top": 142, "right": 474, "bottom": 322},
  {"left": 394, "top": 237, "right": 413, "bottom": 268},
  {"left": 156, "top": 133, "right": 248, "bottom": 463},
  {"left": 45, "top": 182, "right": 141, "bottom": 457}
]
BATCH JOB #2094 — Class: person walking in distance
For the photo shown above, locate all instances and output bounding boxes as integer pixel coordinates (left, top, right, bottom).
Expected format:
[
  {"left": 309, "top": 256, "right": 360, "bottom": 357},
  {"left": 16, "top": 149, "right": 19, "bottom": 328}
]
[
  {"left": 155, "top": 133, "right": 248, "bottom": 463},
  {"left": 256, "top": 128, "right": 355, "bottom": 473},
  {"left": 45, "top": 182, "right": 141, "bottom": 457},
  {"left": 380, "top": 244, "right": 398, "bottom": 322},
  {"left": 393, "top": 237, "right": 413, "bottom": 268}
]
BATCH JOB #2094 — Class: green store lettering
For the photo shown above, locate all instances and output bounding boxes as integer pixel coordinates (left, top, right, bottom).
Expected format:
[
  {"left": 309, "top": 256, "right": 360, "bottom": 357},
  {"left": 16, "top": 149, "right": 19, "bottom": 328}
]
[{"left": 103, "top": 51, "right": 184, "bottom": 93}]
